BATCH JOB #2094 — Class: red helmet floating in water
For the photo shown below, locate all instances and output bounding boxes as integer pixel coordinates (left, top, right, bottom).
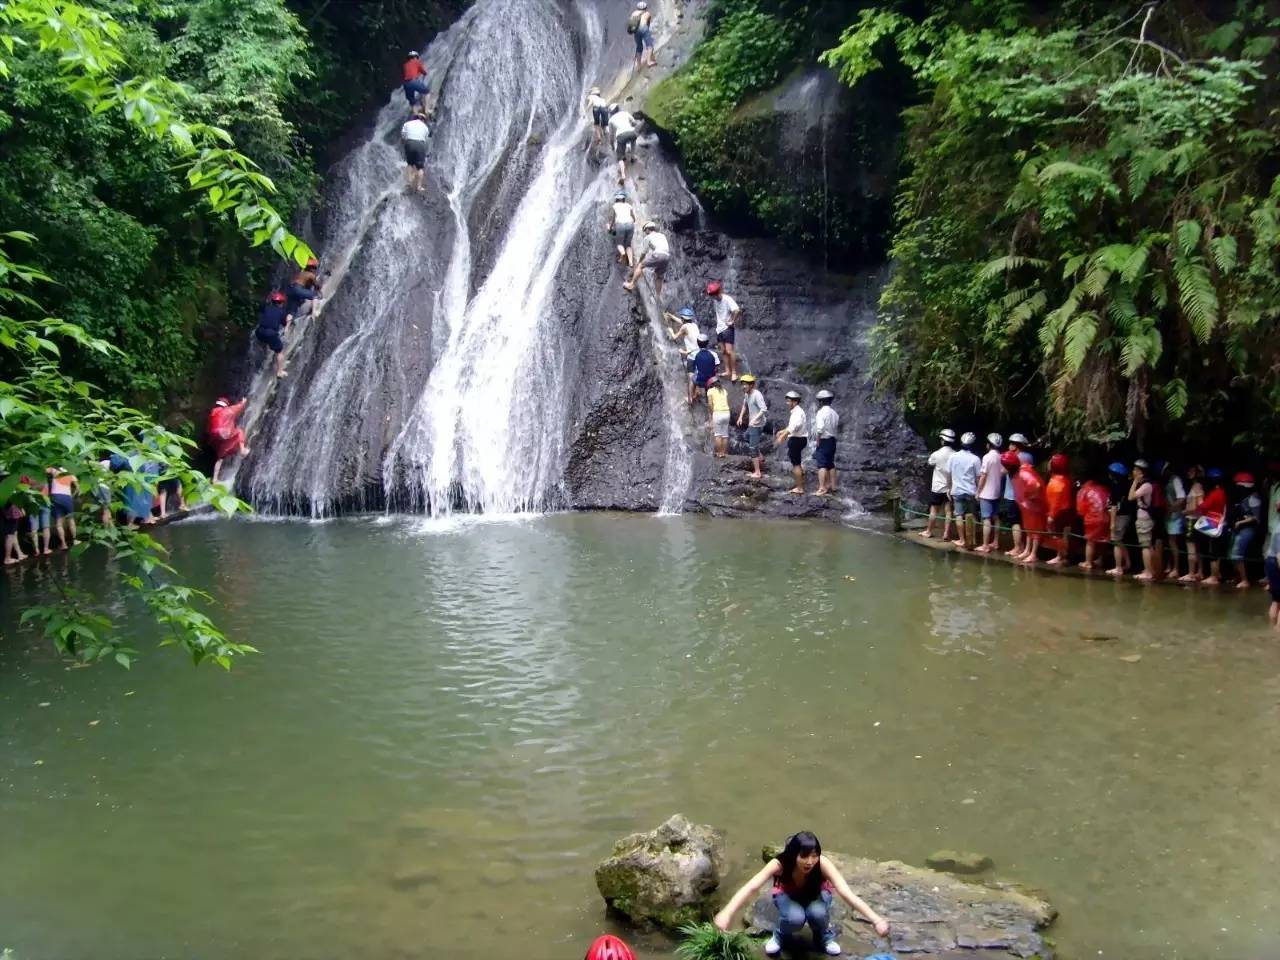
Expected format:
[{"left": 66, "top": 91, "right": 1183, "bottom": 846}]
[
  {"left": 1000, "top": 450, "right": 1021, "bottom": 470},
  {"left": 706, "top": 280, "right": 722, "bottom": 296},
  {"left": 586, "top": 935, "right": 635, "bottom": 960},
  {"left": 1049, "top": 453, "right": 1068, "bottom": 474},
  {"left": 269, "top": 290, "right": 286, "bottom": 303}
]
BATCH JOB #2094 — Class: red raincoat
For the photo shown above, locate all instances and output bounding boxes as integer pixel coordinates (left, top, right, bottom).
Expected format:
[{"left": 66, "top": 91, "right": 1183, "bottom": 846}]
[
  {"left": 208, "top": 400, "right": 247, "bottom": 460},
  {"left": 1044, "top": 470, "right": 1074, "bottom": 552},
  {"left": 1076, "top": 480, "right": 1110, "bottom": 543},
  {"left": 1012, "top": 463, "right": 1047, "bottom": 536}
]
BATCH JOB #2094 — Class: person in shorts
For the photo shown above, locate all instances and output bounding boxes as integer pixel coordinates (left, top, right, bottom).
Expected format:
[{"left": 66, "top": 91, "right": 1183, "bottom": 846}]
[
  {"left": 947, "top": 432, "right": 982, "bottom": 549},
  {"left": 256, "top": 290, "right": 290, "bottom": 378},
  {"left": 47, "top": 467, "right": 78, "bottom": 550},
  {"left": 921, "top": 428, "right": 956, "bottom": 540},
  {"left": 623, "top": 221, "right": 669, "bottom": 300},
  {"left": 774, "top": 390, "right": 808, "bottom": 495},
  {"left": 737, "top": 374, "right": 766, "bottom": 479},
  {"left": 975, "top": 432, "right": 1003, "bottom": 552},
  {"left": 706, "top": 376, "right": 731, "bottom": 457},
  {"left": 1265, "top": 503, "right": 1280, "bottom": 631},
  {"left": 586, "top": 86, "right": 609, "bottom": 146},
  {"left": 607, "top": 104, "right": 639, "bottom": 183},
  {"left": 688, "top": 335, "right": 720, "bottom": 405},
  {"left": 2, "top": 495, "right": 25, "bottom": 564},
  {"left": 1129, "top": 459, "right": 1157, "bottom": 581},
  {"left": 401, "top": 111, "right": 430, "bottom": 193},
  {"left": 1230, "top": 472, "right": 1262, "bottom": 589},
  {"left": 812, "top": 389, "right": 839, "bottom": 496},
  {"left": 705, "top": 280, "right": 741, "bottom": 381},
  {"left": 1105, "top": 461, "right": 1133, "bottom": 576},
  {"left": 608, "top": 191, "right": 637, "bottom": 267}
]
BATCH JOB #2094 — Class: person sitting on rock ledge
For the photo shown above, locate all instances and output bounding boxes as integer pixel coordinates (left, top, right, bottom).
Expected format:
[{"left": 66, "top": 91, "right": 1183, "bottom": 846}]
[{"left": 713, "top": 831, "right": 889, "bottom": 957}]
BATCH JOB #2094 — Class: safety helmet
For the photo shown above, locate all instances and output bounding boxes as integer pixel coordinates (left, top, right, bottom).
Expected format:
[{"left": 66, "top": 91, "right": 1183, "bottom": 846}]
[
  {"left": 408, "top": 50, "right": 419, "bottom": 58},
  {"left": 706, "top": 280, "right": 723, "bottom": 296},
  {"left": 215, "top": 397, "right": 230, "bottom": 407},
  {"left": 586, "top": 935, "right": 636, "bottom": 960},
  {"left": 590, "top": 86, "right": 601, "bottom": 95},
  {"left": 1049, "top": 453, "right": 1068, "bottom": 473},
  {"left": 609, "top": 103, "right": 621, "bottom": 115},
  {"left": 642, "top": 220, "right": 657, "bottom": 231},
  {"left": 785, "top": 390, "right": 801, "bottom": 401},
  {"left": 614, "top": 191, "right": 627, "bottom": 201},
  {"left": 816, "top": 389, "right": 834, "bottom": 401},
  {"left": 636, "top": 1, "right": 648, "bottom": 8},
  {"left": 1000, "top": 451, "right": 1021, "bottom": 469},
  {"left": 1108, "top": 462, "right": 1128, "bottom": 477},
  {"left": 740, "top": 374, "right": 757, "bottom": 384},
  {"left": 986, "top": 432, "right": 1003, "bottom": 448},
  {"left": 939, "top": 428, "right": 956, "bottom": 442},
  {"left": 1133, "top": 458, "right": 1150, "bottom": 471},
  {"left": 269, "top": 290, "right": 285, "bottom": 304},
  {"left": 1009, "top": 432, "right": 1028, "bottom": 445},
  {"left": 959, "top": 431, "right": 976, "bottom": 446},
  {"left": 677, "top": 306, "right": 695, "bottom": 320},
  {"left": 696, "top": 336, "right": 709, "bottom": 346},
  {"left": 1234, "top": 471, "right": 1256, "bottom": 487},
  {"left": 1206, "top": 467, "right": 1224, "bottom": 480}
]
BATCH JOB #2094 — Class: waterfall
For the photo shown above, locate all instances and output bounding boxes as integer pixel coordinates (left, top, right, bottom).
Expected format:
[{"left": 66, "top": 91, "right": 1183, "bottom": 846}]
[{"left": 239, "top": 0, "right": 673, "bottom": 517}]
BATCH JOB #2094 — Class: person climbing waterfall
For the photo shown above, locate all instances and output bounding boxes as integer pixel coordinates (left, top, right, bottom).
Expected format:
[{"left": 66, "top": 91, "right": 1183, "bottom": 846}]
[
  {"left": 627, "top": 2, "right": 656, "bottom": 70},
  {"left": 208, "top": 397, "right": 250, "bottom": 484},
  {"left": 607, "top": 104, "right": 639, "bottom": 184},
  {"left": 705, "top": 280, "right": 741, "bottom": 381},
  {"left": 706, "top": 376, "right": 731, "bottom": 457},
  {"left": 402, "top": 50, "right": 429, "bottom": 108},
  {"left": 664, "top": 305, "right": 700, "bottom": 363},
  {"left": 256, "top": 290, "right": 291, "bottom": 378},
  {"left": 586, "top": 86, "right": 609, "bottom": 146},
  {"left": 623, "top": 221, "right": 669, "bottom": 300},
  {"left": 737, "top": 374, "right": 766, "bottom": 479},
  {"left": 813, "top": 389, "right": 839, "bottom": 496},
  {"left": 689, "top": 335, "right": 720, "bottom": 406},
  {"left": 775, "top": 391, "right": 808, "bottom": 495},
  {"left": 401, "top": 111, "right": 430, "bottom": 193},
  {"left": 608, "top": 191, "right": 636, "bottom": 266},
  {"left": 713, "top": 831, "right": 890, "bottom": 957},
  {"left": 285, "top": 269, "right": 322, "bottom": 324}
]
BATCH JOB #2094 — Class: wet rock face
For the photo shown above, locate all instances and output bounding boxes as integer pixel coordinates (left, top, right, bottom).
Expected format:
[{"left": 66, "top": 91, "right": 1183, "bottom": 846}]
[
  {"left": 595, "top": 814, "right": 726, "bottom": 930},
  {"left": 745, "top": 851, "right": 1056, "bottom": 959}
]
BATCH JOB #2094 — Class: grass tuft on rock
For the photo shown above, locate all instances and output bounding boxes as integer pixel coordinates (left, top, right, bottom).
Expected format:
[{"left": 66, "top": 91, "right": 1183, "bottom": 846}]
[{"left": 675, "top": 922, "right": 756, "bottom": 960}]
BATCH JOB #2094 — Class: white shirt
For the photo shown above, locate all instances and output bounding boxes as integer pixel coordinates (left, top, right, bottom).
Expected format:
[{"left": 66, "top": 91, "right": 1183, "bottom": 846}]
[
  {"left": 587, "top": 93, "right": 607, "bottom": 111},
  {"left": 612, "top": 201, "right": 635, "bottom": 226},
  {"left": 401, "top": 118, "right": 429, "bottom": 142},
  {"left": 786, "top": 405, "right": 808, "bottom": 438},
  {"left": 978, "top": 449, "right": 1002, "bottom": 499},
  {"left": 676, "top": 321, "right": 699, "bottom": 355},
  {"left": 949, "top": 449, "right": 981, "bottom": 497},
  {"left": 928, "top": 444, "right": 955, "bottom": 494},
  {"left": 608, "top": 112, "right": 636, "bottom": 140},
  {"left": 744, "top": 390, "right": 767, "bottom": 427},
  {"left": 645, "top": 232, "right": 669, "bottom": 257},
  {"left": 712, "top": 293, "right": 739, "bottom": 333},
  {"left": 813, "top": 405, "right": 838, "bottom": 439}
]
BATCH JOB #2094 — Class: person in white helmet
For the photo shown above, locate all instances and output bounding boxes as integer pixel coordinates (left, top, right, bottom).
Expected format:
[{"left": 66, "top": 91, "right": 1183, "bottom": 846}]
[
  {"left": 623, "top": 221, "right": 669, "bottom": 300},
  {"left": 775, "top": 390, "right": 808, "bottom": 494},
  {"left": 921, "top": 428, "right": 957, "bottom": 539},
  {"left": 975, "top": 432, "right": 1004, "bottom": 553},
  {"left": 948, "top": 432, "right": 982, "bottom": 549},
  {"left": 586, "top": 86, "right": 609, "bottom": 146},
  {"left": 1002, "top": 432, "right": 1031, "bottom": 556},
  {"left": 607, "top": 103, "right": 639, "bottom": 184},
  {"left": 608, "top": 190, "right": 637, "bottom": 266},
  {"left": 812, "top": 389, "right": 839, "bottom": 495},
  {"left": 627, "top": 1, "right": 656, "bottom": 69}
]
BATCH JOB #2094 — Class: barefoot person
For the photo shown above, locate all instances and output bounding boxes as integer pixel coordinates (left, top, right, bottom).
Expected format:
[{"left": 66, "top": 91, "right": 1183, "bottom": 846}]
[
  {"left": 947, "top": 432, "right": 981, "bottom": 547},
  {"left": 402, "top": 50, "right": 429, "bottom": 108},
  {"left": 1105, "top": 462, "right": 1133, "bottom": 576},
  {"left": 586, "top": 86, "right": 609, "bottom": 146},
  {"left": 401, "top": 111, "right": 430, "bottom": 193},
  {"left": 1076, "top": 468, "right": 1111, "bottom": 570},
  {"left": 975, "top": 433, "right": 1003, "bottom": 553},
  {"left": 921, "top": 428, "right": 956, "bottom": 539},
  {"left": 608, "top": 191, "right": 636, "bottom": 267},
  {"left": 257, "top": 290, "right": 290, "bottom": 378},
  {"left": 1129, "top": 459, "right": 1158, "bottom": 581},
  {"left": 607, "top": 104, "right": 639, "bottom": 184},
  {"left": 705, "top": 280, "right": 741, "bottom": 381},
  {"left": 707, "top": 376, "right": 731, "bottom": 457},
  {"left": 1229, "top": 472, "right": 1262, "bottom": 589},
  {"left": 775, "top": 390, "right": 808, "bottom": 495},
  {"left": 47, "top": 467, "right": 78, "bottom": 550},
  {"left": 713, "top": 831, "right": 890, "bottom": 957},
  {"left": 813, "top": 389, "right": 839, "bottom": 495},
  {"left": 1044, "top": 453, "right": 1073, "bottom": 566},
  {"left": 208, "top": 397, "right": 250, "bottom": 483},
  {"left": 737, "top": 374, "right": 766, "bottom": 479},
  {"left": 623, "top": 221, "right": 669, "bottom": 300}
]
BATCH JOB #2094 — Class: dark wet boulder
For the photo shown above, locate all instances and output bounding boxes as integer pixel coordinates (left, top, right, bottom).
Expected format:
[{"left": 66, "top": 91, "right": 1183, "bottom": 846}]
[
  {"left": 926, "top": 849, "right": 995, "bottom": 875},
  {"left": 595, "top": 814, "right": 726, "bottom": 930}
]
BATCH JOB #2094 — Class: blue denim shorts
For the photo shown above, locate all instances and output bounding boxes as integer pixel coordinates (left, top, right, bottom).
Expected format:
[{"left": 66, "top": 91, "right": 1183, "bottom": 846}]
[
  {"left": 980, "top": 497, "right": 1000, "bottom": 520},
  {"left": 1230, "top": 525, "right": 1257, "bottom": 561},
  {"left": 746, "top": 426, "right": 763, "bottom": 454},
  {"left": 953, "top": 494, "right": 976, "bottom": 517}
]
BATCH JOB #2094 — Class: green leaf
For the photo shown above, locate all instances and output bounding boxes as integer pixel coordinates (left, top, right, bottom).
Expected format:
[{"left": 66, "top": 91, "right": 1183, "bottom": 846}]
[
  {"left": 1063, "top": 311, "right": 1099, "bottom": 373},
  {"left": 1209, "top": 234, "right": 1237, "bottom": 274},
  {"left": 1175, "top": 220, "right": 1203, "bottom": 257}
]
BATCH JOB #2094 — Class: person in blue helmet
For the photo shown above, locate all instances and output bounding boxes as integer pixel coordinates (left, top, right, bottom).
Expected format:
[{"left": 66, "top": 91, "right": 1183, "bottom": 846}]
[
  {"left": 664, "top": 304, "right": 700, "bottom": 367},
  {"left": 1105, "top": 461, "right": 1133, "bottom": 576}
]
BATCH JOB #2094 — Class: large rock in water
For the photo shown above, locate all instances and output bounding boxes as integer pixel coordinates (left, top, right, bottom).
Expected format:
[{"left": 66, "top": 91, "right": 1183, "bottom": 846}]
[
  {"left": 745, "top": 850, "right": 1056, "bottom": 959},
  {"left": 595, "top": 815, "right": 726, "bottom": 930}
]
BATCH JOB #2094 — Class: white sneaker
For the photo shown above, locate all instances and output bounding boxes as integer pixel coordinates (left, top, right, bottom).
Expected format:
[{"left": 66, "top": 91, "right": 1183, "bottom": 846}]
[
  {"left": 824, "top": 941, "right": 842, "bottom": 956},
  {"left": 763, "top": 934, "right": 782, "bottom": 957}
]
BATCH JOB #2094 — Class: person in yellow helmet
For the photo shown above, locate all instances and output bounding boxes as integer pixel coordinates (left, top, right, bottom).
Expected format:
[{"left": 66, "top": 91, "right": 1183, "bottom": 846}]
[{"left": 737, "top": 374, "right": 766, "bottom": 478}]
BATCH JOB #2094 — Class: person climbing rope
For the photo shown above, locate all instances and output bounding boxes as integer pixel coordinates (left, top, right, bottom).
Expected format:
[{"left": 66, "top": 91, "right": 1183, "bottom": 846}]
[
  {"left": 401, "top": 110, "right": 430, "bottom": 193},
  {"left": 586, "top": 86, "right": 609, "bottom": 147},
  {"left": 775, "top": 390, "right": 808, "bottom": 495},
  {"left": 208, "top": 397, "right": 250, "bottom": 484},
  {"left": 608, "top": 191, "right": 636, "bottom": 266},
  {"left": 623, "top": 221, "right": 669, "bottom": 300},
  {"left": 256, "top": 290, "right": 290, "bottom": 379},
  {"left": 713, "top": 831, "right": 890, "bottom": 956},
  {"left": 607, "top": 104, "right": 639, "bottom": 184},
  {"left": 813, "top": 389, "right": 839, "bottom": 496},
  {"left": 705, "top": 280, "right": 741, "bottom": 381},
  {"left": 402, "top": 50, "right": 429, "bottom": 107}
]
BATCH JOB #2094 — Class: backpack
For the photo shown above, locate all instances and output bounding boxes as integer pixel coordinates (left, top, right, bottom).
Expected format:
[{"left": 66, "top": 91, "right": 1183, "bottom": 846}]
[{"left": 627, "top": 10, "right": 641, "bottom": 33}]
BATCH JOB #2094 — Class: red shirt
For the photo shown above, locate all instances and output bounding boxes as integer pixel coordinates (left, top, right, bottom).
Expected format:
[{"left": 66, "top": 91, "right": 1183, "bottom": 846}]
[{"left": 403, "top": 58, "right": 426, "bottom": 82}]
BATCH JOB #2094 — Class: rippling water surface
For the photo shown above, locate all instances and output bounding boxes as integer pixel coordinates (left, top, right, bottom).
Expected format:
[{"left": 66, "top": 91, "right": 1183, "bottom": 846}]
[{"left": 2, "top": 514, "right": 1278, "bottom": 959}]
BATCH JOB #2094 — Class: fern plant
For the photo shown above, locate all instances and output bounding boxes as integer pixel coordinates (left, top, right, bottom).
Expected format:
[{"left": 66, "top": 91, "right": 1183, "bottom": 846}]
[{"left": 675, "top": 923, "right": 757, "bottom": 960}]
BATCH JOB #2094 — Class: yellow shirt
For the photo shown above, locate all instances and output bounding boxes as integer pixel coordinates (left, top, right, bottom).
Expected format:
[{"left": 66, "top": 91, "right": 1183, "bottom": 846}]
[{"left": 708, "top": 387, "right": 730, "bottom": 414}]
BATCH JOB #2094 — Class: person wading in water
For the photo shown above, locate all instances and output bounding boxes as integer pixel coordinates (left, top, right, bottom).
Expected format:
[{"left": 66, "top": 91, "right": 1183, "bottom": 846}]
[{"left": 713, "top": 831, "right": 890, "bottom": 957}]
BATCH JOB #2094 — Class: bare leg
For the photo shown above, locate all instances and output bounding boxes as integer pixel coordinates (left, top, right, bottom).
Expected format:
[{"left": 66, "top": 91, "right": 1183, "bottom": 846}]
[
  {"left": 41, "top": 524, "right": 51, "bottom": 556},
  {"left": 1203, "top": 558, "right": 1221, "bottom": 585},
  {"left": 751, "top": 454, "right": 763, "bottom": 479},
  {"left": 1135, "top": 547, "right": 1154, "bottom": 581},
  {"left": 724, "top": 343, "right": 737, "bottom": 380},
  {"left": 921, "top": 505, "right": 937, "bottom": 538},
  {"left": 654, "top": 272, "right": 664, "bottom": 301},
  {"left": 623, "top": 262, "right": 643, "bottom": 291},
  {"left": 212, "top": 458, "right": 224, "bottom": 483},
  {"left": 1236, "top": 560, "right": 1251, "bottom": 589},
  {"left": 789, "top": 465, "right": 805, "bottom": 495}
]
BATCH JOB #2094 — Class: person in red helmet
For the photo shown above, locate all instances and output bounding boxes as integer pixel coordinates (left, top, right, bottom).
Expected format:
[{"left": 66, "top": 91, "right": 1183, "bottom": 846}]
[
  {"left": 1002, "top": 450, "right": 1045, "bottom": 564},
  {"left": 1041, "top": 453, "right": 1073, "bottom": 566},
  {"left": 1076, "top": 467, "right": 1111, "bottom": 570},
  {"left": 585, "top": 934, "right": 635, "bottom": 960},
  {"left": 1229, "top": 471, "right": 1263, "bottom": 588},
  {"left": 705, "top": 280, "right": 741, "bottom": 381},
  {"left": 256, "top": 290, "right": 291, "bottom": 378},
  {"left": 208, "top": 397, "right": 250, "bottom": 483}
]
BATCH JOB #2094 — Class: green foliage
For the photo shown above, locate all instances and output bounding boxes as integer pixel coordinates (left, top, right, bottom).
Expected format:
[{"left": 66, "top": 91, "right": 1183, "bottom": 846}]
[
  {"left": 827, "top": 0, "right": 1280, "bottom": 447},
  {"left": 675, "top": 923, "right": 757, "bottom": 960}
]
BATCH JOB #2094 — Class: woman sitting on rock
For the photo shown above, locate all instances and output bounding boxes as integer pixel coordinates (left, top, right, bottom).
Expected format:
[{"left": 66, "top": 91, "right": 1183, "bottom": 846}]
[{"left": 713, "top": 831, "right": 890, "bottom": 957}]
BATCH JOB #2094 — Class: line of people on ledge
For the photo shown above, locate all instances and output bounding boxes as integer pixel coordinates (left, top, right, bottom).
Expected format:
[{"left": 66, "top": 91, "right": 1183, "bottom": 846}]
[{"left": 920, "top": 429, "right": 1280, "bottom": 622}]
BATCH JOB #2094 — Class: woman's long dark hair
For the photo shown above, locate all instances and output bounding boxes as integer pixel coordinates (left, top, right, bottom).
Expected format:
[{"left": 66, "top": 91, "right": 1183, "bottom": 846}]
[{"left": 776, "top": 831, "right": 823, "bottom": 898}]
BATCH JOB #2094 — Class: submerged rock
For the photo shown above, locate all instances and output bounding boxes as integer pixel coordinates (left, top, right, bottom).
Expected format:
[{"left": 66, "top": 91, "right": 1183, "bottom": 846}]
[
  {"left": 595, "top": 814, "right": 726, "bottom": 930},
  {"left": 743, "top": 850, "right": 1055, "bottom": 959},
  {"left": 925, "top": 849, "right": 995, "bottom": 875}
]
